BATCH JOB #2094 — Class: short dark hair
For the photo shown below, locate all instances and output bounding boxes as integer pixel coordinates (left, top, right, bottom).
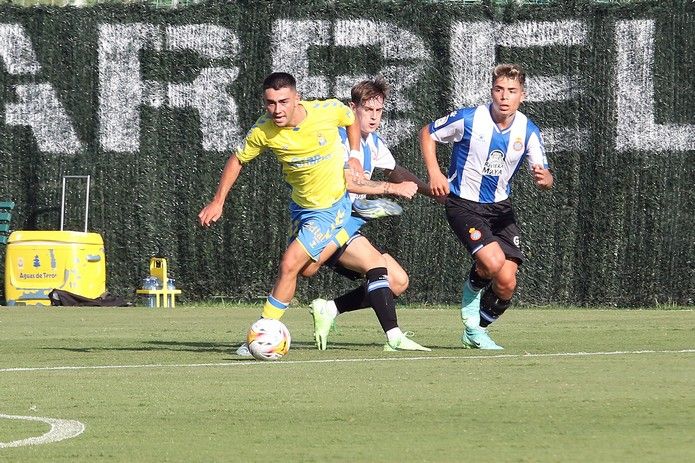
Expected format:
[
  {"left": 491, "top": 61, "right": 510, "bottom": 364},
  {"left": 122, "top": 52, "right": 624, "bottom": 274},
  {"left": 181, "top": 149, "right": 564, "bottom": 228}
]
[
  {"left": 492, "top": 64, "right": 526, "bottom": 88},
  {"left": 263, "top": 72, "right": 297, "bottom": 91},
  {"left": 351, "top": 76, "right": 389, "bottom": 106}
]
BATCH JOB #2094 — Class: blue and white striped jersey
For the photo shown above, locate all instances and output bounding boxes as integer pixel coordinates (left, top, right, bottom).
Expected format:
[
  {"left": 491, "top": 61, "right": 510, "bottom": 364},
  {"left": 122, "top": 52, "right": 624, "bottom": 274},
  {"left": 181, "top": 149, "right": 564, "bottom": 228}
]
[
  {"left": 339, "top": 127, "right": 396, "bottom": 201},
  {"left": 428, "top": 104, "right": 547, "bottom": 204}
]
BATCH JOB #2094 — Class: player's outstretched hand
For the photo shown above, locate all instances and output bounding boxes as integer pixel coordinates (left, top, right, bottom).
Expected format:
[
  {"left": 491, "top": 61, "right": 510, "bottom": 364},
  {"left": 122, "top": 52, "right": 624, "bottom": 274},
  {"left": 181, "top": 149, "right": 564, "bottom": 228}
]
[
  {"left": 532, "top": 164, "right": 553, "bottom": 190},
  {"left": 428, "top": 171, "right": 450, "bottom": 197},
  {"left": 390, "top": 181, "right": 418, "bottom": 199},
  {"left": 198, "top": 201, "right": 224, "bottom": 227}
]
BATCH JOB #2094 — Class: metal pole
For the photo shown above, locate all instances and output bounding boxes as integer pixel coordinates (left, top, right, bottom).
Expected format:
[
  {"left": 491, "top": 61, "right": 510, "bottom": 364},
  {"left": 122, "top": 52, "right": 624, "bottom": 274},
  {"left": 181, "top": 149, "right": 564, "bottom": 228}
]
[
  {"left": 84, "top": 175, "right": 90, "bottom": 232},
  {"left": 60, "top": 176, "right": 67, "bottom": 231}
]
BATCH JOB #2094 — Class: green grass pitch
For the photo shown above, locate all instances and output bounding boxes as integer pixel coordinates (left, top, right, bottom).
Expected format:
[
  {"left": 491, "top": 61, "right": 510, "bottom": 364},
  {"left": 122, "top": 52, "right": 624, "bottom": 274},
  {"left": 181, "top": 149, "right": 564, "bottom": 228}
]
[{"left": 0, "top": 305, "right": 693, "bottom": 462}]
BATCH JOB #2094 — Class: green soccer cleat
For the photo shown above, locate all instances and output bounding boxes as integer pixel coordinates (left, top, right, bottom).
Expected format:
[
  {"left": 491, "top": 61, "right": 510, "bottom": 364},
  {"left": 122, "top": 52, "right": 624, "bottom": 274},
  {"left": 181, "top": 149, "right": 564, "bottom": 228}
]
[
  {"left": 460, "top": 279, "right": 483, "bottom": 326},
  {"left": 383, "top": 333, "right": 431, "bottom": 352},
  {"left": 310, "top": 298, "right": 336, "bottom": 350},
  {"left": 352, "top": 198, "right": 403, "bottom": 219},
  {"left": 461, "top": 326, "right": 503, "bottom": 350}
]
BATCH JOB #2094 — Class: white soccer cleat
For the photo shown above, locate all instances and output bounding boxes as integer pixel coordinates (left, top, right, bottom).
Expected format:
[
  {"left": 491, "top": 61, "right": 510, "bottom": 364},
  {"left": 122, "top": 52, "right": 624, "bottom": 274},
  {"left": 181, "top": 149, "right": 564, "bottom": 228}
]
[
  {"left": 235, "top": 342, "right": 252, "bottom": 357},
  {"left": 352, "top": 198, "right": 403, "bottom": 219}
]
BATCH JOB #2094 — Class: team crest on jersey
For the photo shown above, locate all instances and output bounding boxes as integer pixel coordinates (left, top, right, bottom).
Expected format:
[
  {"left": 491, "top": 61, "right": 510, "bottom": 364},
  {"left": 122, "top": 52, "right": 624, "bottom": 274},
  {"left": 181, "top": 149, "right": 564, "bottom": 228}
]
[
  {"left": 483, "top": 150, "right": 505, "bottom": 176},
  {"left": 513, "top": 138, "right": 524, "bottom": 151},
  {"left": 469, "top": 227, "right": 482, "bottom": 241},
  {"left": 317, "top": 133, "right": 327, "bottom": 146}
]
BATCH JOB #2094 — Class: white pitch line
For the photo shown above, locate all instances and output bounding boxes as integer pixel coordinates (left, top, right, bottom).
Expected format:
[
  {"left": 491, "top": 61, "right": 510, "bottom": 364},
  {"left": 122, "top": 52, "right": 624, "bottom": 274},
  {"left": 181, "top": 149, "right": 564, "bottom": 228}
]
[
  {"left": 0, "top": 349, "right": 693, "bottom": 373},
  {"left": 0, "top": 414, "right": 85, "bottom": 448}
]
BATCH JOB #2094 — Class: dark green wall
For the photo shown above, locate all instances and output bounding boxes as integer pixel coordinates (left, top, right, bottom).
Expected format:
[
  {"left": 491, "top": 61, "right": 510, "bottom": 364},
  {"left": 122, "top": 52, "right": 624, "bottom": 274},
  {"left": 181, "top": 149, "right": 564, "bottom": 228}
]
[{"left": 0, "top": 1, "right": 693, "bottom": 306}]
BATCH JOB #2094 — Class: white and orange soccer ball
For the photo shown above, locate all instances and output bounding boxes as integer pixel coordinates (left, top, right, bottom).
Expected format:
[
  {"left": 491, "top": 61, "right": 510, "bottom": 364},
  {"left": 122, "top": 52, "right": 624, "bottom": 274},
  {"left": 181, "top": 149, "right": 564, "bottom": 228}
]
[{"left": 246, "top": 318, "right": 291, "bottom": 361}]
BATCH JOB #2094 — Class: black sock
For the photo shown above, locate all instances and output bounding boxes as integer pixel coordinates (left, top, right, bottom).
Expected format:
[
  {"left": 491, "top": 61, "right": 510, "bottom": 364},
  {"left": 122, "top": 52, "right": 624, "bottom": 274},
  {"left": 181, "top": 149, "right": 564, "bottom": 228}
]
[
  {"left": 365, "top": 267, "right": 398, "bottom": 332},
  {"left": 479, "top": 286, "right": 511, "bottom": 327},
  {"left": 468, "top": 264, "right": 491, "bottom": 291},
  {"left": 335, "top": 283, "right": 369, "bottom": 313}
]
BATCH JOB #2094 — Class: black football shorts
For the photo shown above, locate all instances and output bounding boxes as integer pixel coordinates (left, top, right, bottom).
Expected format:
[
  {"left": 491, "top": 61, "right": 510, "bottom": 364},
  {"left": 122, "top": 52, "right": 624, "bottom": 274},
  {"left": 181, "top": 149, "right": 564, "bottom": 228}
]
[{"left": 445, "top": 195, "right": 524, "bottom": 264}]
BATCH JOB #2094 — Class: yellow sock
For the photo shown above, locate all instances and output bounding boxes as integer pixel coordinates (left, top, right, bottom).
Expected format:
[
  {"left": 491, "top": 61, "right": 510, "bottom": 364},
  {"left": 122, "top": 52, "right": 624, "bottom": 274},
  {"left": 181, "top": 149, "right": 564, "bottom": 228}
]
[{"left": 261, "top": 295, "right": 288, "bottom": 319}]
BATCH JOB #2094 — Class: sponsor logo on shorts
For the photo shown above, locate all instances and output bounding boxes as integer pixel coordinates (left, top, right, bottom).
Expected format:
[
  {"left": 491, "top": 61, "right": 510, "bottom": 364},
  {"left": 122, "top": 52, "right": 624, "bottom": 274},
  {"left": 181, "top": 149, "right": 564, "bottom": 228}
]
[
  {"left": 469, "top": 227, "right": 482, "bottom": 241},
  {"left": 513, "top": 235, "right": 520, "bottom": 247}
]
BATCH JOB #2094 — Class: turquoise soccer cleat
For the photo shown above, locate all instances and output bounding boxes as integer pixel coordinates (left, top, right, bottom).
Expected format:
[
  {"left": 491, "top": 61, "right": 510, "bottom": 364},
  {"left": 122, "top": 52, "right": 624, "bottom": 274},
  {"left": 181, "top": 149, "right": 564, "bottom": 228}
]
[
  {"left": 460, "top": 279, "right": 483, "bottom": 327},
  {"left": 461, "top": 326, "right": 503, "bottom": 350}
]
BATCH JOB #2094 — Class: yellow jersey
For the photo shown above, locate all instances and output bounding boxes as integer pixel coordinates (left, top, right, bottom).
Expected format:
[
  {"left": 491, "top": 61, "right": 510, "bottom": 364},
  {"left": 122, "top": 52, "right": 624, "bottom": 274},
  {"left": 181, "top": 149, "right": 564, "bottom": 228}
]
[{"left": 236, "top": 99, "right": 355, "bottom": 209}]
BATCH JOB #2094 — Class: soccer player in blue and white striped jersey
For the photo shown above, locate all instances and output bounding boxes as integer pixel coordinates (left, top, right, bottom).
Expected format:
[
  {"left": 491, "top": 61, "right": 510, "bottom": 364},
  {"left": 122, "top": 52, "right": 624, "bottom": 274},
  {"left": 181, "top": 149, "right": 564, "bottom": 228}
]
[
  {"left": 420, "top": 64, "right": 553, "bottom": 349},
  {"left": 308, "top": 77, "right": 430, "bottom": 352}
]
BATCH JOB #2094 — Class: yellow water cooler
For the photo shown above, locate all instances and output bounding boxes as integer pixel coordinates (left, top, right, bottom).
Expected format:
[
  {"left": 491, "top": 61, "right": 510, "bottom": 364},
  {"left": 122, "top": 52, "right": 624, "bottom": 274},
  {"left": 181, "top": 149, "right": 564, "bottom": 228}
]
[{"left": 4, "top": 230, "right": 106, "bottom": 305}]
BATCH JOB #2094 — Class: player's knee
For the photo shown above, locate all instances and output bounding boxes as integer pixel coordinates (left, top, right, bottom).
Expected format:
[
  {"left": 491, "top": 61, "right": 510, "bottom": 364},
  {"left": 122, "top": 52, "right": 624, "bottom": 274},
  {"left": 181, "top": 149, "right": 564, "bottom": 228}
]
[
  {"left": 278, "top": 257, "right": 302, "bottom": 278},
  {"left": 477, "top": 255, "right": 506, "bottom": 278},
  {"left": 389, "top": 271, "right": 409, "bottom": 296},
  {"left": 384, "top": 254, "right": 408, "bottom": 295},
  {"left": 494, "top": 276, "right": 516, "bottom": 300}
]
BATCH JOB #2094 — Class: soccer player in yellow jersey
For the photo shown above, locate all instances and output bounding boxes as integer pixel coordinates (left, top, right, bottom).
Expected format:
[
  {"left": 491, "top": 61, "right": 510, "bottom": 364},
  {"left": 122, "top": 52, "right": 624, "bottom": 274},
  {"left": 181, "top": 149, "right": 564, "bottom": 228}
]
[{"left": 198, "top": 72, "right": 428, "bottom": 354}]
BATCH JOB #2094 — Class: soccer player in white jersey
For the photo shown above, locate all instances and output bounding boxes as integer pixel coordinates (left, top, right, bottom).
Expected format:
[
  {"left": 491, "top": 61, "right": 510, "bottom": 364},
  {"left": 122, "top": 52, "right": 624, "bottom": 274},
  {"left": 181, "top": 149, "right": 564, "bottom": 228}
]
[
  {"left": 420, "top": 64, "right": 553, "bottom": 349},
  {"left": 308, "top": 77, "right": 433, "bottom": 351}
]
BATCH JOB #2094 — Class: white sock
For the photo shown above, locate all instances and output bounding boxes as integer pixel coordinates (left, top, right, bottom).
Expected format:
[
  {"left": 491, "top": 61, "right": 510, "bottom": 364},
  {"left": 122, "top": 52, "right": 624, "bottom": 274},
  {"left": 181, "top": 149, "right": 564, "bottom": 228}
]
[{"left": 386, "top": 327, "right": 403, "bottom": 342}]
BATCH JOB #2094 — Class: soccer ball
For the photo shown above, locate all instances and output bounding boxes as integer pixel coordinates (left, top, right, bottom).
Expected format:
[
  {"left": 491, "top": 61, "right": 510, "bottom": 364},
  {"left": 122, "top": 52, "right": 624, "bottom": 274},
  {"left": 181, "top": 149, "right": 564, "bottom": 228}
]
[{"left": 246, "top": 318, "right": 291, "bottom": 361}]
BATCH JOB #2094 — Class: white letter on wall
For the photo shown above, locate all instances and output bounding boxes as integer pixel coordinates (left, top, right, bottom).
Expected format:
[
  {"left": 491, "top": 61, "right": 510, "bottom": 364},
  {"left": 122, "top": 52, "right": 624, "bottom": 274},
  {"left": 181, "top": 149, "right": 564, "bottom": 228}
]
[
  {"left": 271, "top": 19, "right": 330, "bottom": 99},
  {"left": 98, "top": 23, "right": 161, "bottom": 152},
  {"left": 615, "top": 20, "right": 694, "bottom": 152},
  {"left": 166, "top": 25, "right": 241, "bottom": 152},
  {"left": 271, "top": 19, "right": 429, "bottom": 146},
  {"left": 0, "top": 24, "right": 41, "bottom": 74},
  {"left": 333, "top": 20, "right": 429, "bottom": 145},
  {"left": 1, "top": 24, "right": 81, "bottom": 154}
]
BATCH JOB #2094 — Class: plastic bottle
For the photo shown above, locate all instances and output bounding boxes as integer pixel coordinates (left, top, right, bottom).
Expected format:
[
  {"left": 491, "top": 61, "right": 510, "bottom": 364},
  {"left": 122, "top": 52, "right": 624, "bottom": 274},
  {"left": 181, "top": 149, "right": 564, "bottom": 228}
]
[
  {"left": 166, "top": 278, "right": 176, "bottom": 307},
  {"left": 142, "top": 276, "right": 157, "bottom": 307},
  {"left": 142, "top": 276, "right": 161, "bottom": 308}
]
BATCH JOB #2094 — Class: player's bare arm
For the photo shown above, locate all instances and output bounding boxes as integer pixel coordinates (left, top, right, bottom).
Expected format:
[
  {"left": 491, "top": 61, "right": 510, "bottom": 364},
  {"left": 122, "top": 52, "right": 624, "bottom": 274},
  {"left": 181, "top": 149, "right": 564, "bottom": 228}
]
[
  {"left": 345, "top": 171, "right": 418, "bottom": 199},
  {"left": 346, "top": 115, "right": 362, "bottom": 154},
  {"left": 385, "top": 165, "right": 432, "bottom": 197},
  {"left": 198, "top": 154, "right": 244, "bottom": 227},
  {"left": 419, "top": 124, "right": 449, "bottom": 197}
]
